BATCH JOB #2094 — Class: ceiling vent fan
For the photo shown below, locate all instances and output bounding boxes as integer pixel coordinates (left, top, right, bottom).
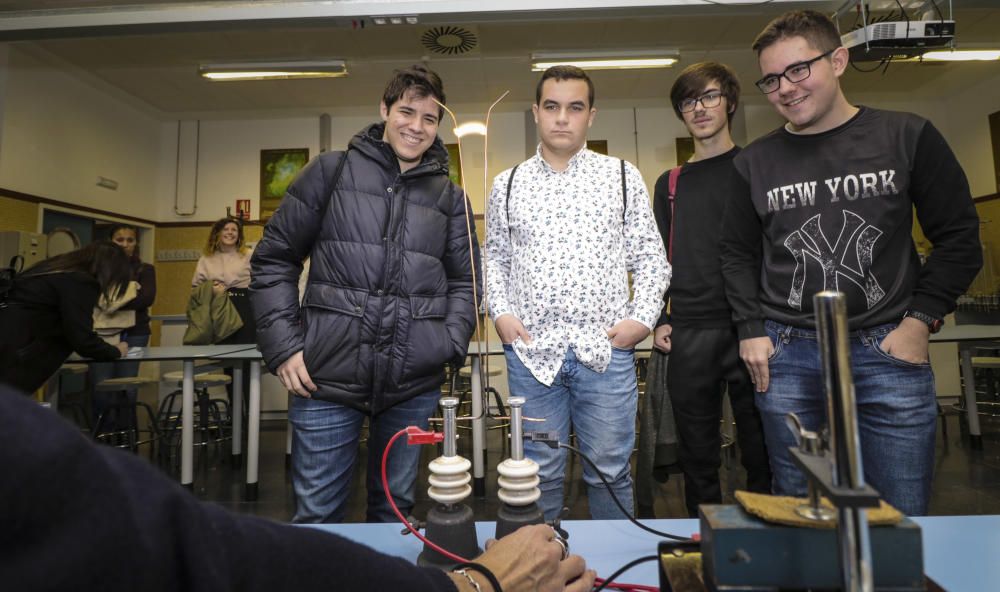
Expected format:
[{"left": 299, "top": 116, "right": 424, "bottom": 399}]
[{"left": 421, "top": 26, "right": 478, "bottom": 55}]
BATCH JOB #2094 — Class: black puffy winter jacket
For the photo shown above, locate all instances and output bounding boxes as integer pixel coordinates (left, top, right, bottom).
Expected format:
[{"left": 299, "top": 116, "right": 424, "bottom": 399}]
[{"left": 250, "top": 123, "right": 481, "bottom": 414}]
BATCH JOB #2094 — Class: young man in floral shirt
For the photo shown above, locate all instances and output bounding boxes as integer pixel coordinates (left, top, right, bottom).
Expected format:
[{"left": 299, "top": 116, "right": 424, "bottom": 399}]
[{"left": 485, "top": 66, "right": 670, "bottom": 520}]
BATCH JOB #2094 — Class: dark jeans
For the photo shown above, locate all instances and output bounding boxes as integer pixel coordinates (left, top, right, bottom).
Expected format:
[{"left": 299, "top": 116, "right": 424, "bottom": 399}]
[
  {"left": 219, "top": 289, "right": 256, "bottom": 413},
  {"left": 758, "top": 321, "right": 937, "bottom": 516},
  {"left": 667, "top": 325, "right": 771, "bottom": 517}
]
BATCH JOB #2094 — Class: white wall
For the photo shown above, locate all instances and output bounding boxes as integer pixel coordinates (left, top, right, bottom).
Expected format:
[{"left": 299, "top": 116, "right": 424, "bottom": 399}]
[
  {"left": 0, "top": 45, "right": 164, "bottom": 220},
  {"left": 1, "top": 42, "right": 995, "bottom": 227}
]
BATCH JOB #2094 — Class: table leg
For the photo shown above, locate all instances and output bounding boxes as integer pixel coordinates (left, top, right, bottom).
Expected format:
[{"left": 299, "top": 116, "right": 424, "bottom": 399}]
[
  {"left": 232, "top": 363, "right": 243, "bottom": 467},
  {"left": 959, "top": 347, "right": 983, "bottom": 450},
  {"left": 471, "top": 356, "right": 486, "bottom": 496},
  {"left": 246, "top": 360, "right": 261, "bottom": 501},
  {"left": 181, "top": 360, "right": 194, "bottom": 490}
]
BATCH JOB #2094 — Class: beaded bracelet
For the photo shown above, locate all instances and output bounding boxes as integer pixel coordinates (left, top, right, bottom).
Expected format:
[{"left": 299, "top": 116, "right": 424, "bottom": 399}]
[{"left": 455, "top": 562, "right": 503, "bottom": 592}]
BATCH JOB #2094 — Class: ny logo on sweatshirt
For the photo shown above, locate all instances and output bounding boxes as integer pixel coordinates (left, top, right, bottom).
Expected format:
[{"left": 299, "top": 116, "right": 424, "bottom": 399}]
[{"left": 783, "top": 211, "right": 885, "bottom": 310}]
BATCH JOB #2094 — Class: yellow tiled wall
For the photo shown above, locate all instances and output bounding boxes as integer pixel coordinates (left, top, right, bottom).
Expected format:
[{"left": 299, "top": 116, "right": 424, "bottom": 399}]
[{"left": 0, "top": 195, "right": 38, "bottom": 233}]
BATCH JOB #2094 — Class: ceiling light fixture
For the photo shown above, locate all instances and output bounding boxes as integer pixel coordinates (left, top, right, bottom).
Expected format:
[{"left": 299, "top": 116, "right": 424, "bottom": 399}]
[
  {"left": 918, "top": 49, "right": 1000, "bottom": 61},
  {"left": 199, "top": 60, "right": 347, "bottom": 81},
  {"left": 531, "top": 49, "right": 679, "bottom": 71}
]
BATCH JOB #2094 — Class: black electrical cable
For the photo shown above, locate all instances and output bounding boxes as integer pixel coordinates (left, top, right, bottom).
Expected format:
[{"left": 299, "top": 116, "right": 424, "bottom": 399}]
[
  {"left": 895, "top": 0, "right": 910, "bottom": 45},
  {"left": 557, "top": 441, "right": 692, "bottom": 542},
  {"left": 591, "top": 555, "right": 660, "bottom": 592},
  {"left": 851, "top": 59, "right": 888, "bottom": 73},
  {"left": 881, "top": 56, "right": 893, "bottom": 75},
  {"left": 929, "top": 0, "right": 944, "bottom": 22}
]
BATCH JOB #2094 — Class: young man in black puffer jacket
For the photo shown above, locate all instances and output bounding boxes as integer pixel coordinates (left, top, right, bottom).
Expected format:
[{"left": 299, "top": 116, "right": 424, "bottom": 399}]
[{"left": 251, "top": 65, "right": 480, "bottom": 523}]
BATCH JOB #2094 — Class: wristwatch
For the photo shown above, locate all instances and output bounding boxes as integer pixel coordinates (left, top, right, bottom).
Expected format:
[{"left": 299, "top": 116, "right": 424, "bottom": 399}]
[{"left": 903, "top": 310, "right": 943, "bottom": 334}]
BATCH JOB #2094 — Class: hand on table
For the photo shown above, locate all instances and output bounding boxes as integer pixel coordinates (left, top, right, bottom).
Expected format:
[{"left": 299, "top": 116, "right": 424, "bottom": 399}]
[{"left": 450, "top": 524, "right": 594, "bottom": 592}]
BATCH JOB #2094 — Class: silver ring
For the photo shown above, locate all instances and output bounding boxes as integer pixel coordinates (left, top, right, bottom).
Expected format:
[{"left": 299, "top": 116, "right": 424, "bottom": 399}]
[{"left": 552, "top": 535, "right": 569, "bottom": 560}]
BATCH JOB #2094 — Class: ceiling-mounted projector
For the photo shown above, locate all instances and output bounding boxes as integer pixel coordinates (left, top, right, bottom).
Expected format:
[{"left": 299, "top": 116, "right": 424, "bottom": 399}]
[{"left": 842, "top": 19, "right": 954, "bottom": 61}]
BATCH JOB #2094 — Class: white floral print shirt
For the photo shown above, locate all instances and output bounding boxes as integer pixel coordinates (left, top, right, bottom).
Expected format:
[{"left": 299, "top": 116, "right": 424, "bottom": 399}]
[{"left": 485, "top": 146, "right": 670, "bottom": 386}]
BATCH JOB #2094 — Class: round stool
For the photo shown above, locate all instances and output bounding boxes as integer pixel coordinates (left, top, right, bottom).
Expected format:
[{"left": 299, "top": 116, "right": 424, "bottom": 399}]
[
  {"left": 458, "top": 366, "right": 503, "bottom": 379},
  {"left": 162, "top": 371, "right": 232, "bottom": 388},
  {"left": 158, "top": 373, "right": 233, "bottom": 468},
  {"left": 92, "top": 377, "right": 161, "bottom": 454}
]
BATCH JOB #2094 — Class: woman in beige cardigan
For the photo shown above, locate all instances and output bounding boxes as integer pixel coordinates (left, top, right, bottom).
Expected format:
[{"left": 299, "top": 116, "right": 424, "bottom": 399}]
[{"left": 192, "top": 217, "right": 255, "bottom": 345}]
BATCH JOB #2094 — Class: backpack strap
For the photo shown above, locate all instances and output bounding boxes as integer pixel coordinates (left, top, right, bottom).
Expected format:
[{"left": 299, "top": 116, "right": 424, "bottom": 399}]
[
  {"left": 667, "top": 166, "right": 682, "bottom": 262},
  {"left": 504, "top": 164, "right": 521, "bottom": 236},
  {"left": 315, "top": 147, "right": 352, "bottom": 233}
]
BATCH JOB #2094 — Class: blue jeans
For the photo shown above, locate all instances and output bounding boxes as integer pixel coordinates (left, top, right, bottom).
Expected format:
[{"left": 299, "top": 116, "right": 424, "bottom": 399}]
[
  {"left": 504, "top": 344, "right": 638, "bottom": 520},
  {"left": 288, "top": 389, "right": 441, "bottom": 523},
  {"left": 90, "top": 333, "right": 149, "bottom": 426},
  {"left": 759, "top": 321, "right": 937, "bottom": 516}
]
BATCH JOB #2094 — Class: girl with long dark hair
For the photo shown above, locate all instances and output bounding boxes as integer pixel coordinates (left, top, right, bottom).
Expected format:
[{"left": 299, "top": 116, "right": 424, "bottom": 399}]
[{"left": 0, "top": 241, "right": 132, "bottom": 394}]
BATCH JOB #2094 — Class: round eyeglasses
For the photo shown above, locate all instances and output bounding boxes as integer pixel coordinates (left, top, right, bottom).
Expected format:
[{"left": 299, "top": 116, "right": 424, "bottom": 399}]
[
  {"left": 755, "top": 49, "right": 835, "bottom": 94},
  {"left": 678, "top": 91, "right": 723, "bottom": 113}
]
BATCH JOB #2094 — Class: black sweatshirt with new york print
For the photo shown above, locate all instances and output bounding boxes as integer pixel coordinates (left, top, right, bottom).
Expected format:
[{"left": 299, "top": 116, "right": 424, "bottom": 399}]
[{"left": 720, "top": 106, "right": 982, "bottom": 340}]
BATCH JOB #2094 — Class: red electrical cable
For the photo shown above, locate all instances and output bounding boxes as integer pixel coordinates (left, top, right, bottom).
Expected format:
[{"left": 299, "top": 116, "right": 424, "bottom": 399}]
[
  {"left": 381, "top": 427, "right": 661, "bottom": 592},
  {"left": 381, "top": 428, "right": 470, "bottom": 565}
]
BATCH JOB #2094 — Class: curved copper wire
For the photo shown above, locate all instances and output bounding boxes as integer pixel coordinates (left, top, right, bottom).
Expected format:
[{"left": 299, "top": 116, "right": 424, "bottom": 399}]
[{"left": 433, "top": 92, "right": 509, "bottom": 421}]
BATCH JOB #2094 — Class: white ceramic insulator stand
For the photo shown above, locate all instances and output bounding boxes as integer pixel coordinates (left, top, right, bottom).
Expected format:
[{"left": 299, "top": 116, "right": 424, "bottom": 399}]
[
  {"left": 428, "top": 455, "right": 473, "bottom": 504},
  {"left": 496, "top": 396, "right": 541, "bottom": 506},
  {"left": 497, "top": 458, "right": 541, "bottom": 505}
]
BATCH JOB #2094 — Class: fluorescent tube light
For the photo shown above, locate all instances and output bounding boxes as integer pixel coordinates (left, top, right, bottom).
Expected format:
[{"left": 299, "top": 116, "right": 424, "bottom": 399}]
[
  {"left": 531, "top": 50, "right": 678, "bottom": 71},
  {"left": 919, "top": 49, "right": 1000, "bottom": 61},
  {"left": 199, "top": 60, "right": 347, "bottom": 81}
]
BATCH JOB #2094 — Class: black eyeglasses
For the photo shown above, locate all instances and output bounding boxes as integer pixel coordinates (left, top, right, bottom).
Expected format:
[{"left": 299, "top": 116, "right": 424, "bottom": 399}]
[
  {"left": 754, "top": 49, "right": 835, "bottom": 94},
  {"left": 678, "top": 91, "right": 723, "bottom": 113}
]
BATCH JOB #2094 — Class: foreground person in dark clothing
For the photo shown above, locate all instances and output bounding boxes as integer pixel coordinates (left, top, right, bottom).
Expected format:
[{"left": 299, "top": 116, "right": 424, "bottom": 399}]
[
  {"left": 720, "top": 11, "right": 982, "bottom": 515},
  {"left": 652, "top": 62, "right": 771, "bottom": 518},
  {"left": 251, "top": 65, "right": 480, "bottom": 523},
  {"left": 0, "top": 241, "right": 131, "bottom": 394},
  {"left": 0, "top": 385, "right": 594, "bottom": 592}
]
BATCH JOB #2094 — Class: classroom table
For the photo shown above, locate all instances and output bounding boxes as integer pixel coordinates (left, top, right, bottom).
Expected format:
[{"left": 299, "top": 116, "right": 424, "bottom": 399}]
[
  {"left": 73, "top": 345, "right": 264, "bottom": 499},
  {"left": 930, "top": 323, "right": 1000, "bottom": 450},
  {"left": 311, "top": 515, "right": 1000, "bottom": 591}
]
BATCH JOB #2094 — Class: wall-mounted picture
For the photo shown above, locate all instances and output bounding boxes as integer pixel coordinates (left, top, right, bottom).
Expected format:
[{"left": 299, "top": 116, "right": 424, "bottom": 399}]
[
  {"left": 260, "top": 148, "right": 309, "bottom": 219},
  {"left": 676, "top": 137, "right": 694, "bottom": 166},
  {"left": 586, "top": 139, "right": 608, "bottom": 155},
  {"left": 445, "top": 143, "right": 462, "bottom": 186}
]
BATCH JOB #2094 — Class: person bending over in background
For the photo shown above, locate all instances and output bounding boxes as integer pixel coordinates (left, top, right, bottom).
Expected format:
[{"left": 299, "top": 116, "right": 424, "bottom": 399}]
[{"left": 0, "top": 240, "right": 131, "bottom": 394}]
